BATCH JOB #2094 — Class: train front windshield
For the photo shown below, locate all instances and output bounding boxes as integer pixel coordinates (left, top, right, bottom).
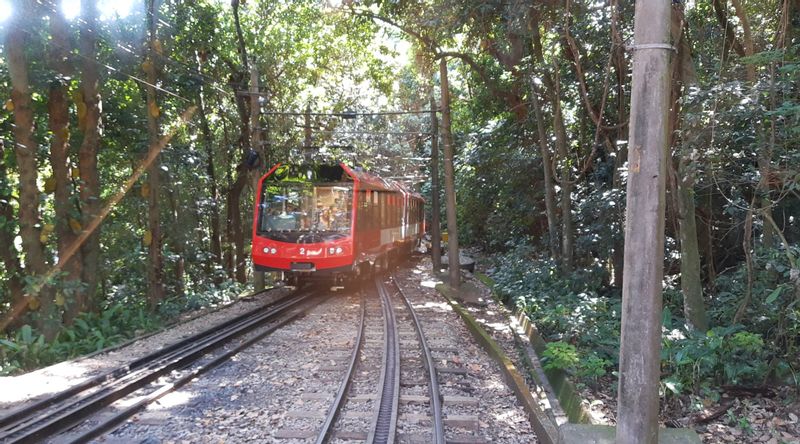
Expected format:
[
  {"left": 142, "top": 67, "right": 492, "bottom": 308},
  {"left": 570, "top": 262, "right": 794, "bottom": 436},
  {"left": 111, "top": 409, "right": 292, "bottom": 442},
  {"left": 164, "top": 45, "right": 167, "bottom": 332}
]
[{"left": 257, "top": 182, "right": 353, "bottom": 242}]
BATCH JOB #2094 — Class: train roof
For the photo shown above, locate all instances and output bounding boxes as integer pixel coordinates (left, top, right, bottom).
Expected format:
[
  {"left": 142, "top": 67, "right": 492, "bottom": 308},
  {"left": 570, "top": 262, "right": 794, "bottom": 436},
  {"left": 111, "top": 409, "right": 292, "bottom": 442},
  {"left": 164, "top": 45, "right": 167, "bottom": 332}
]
[
  {"left": 340, "top": 164, "right": 422, "bottom": 199},
  {"left": 262, "top": 162, "right": 423, "bottom": 200}
]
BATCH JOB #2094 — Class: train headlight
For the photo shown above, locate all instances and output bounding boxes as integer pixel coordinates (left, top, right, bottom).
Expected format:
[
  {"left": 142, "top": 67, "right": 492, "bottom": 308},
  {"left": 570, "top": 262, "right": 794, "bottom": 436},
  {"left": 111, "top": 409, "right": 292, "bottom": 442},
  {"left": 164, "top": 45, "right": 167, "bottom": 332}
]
[
  {"left": 270, "top": 248, "right": 277, "bottom": 254},
  {"left": 328, "top": 247, "right": 335, "bottom": 254},
  {"left": 335, "top": 247, "right": 342, "bottom": 254},
  {"left": 263, "top": 247, "right": 270, "bottom": 254}
]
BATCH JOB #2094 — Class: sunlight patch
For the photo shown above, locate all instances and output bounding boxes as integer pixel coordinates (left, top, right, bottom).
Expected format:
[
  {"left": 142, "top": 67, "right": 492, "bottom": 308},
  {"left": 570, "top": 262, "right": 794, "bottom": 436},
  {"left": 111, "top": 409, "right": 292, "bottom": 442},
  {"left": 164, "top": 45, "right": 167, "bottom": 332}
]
[
  {"left": 413, "top": 301, "right": 452, "bottom": 312},
  {"left": 0, "top": 362, "right": 93, "bottom": 403},
  {"left": 476, "top": 319, "right": 511, "bottom": 334},
  {"left": 420, "top": 279, "right": 442, "bottom": 288},
  {"left": 0, "top": 0, "right": 11, "bottom": 22},
  {"left": 149, "top": 390, "right": 194, "bottom": 410}
]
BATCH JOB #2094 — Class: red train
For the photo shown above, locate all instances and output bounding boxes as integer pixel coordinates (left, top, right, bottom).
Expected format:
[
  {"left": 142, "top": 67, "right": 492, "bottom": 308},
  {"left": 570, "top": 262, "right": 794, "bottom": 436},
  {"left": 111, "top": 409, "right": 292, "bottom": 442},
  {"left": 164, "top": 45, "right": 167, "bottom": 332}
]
[{"left": 251, "top": 162, "right": 424, "bottom": 284}]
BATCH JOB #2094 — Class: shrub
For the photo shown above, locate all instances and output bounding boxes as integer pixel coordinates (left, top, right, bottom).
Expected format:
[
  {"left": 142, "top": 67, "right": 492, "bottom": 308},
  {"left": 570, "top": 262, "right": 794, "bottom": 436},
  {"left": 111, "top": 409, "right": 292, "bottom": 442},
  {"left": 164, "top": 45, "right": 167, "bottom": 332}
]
[{"left": 542, "top": 341, "right": 579, "bottom": 372}]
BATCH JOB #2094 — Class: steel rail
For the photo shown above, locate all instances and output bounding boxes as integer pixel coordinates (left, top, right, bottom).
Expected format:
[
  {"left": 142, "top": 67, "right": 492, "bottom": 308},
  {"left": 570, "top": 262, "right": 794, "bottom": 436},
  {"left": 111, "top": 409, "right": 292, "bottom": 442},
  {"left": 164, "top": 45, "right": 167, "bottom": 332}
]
[
  {"left": 390, "top": 274, "right": 445, "bottom": 444},
  {"left": 0, "top": 287, "right": 292, "bottom": 430},
  {"left": 314, "top": 292, "right": 367, "bottom": 444},
  {"left": 66, "top": 297, "right": 317, "bottom": 444},
  {"left": 0, "top": 292, "right": 315, "bottom": 444},
  {"left": 368, "top": 278, "right": 400, "bottom": 444}
]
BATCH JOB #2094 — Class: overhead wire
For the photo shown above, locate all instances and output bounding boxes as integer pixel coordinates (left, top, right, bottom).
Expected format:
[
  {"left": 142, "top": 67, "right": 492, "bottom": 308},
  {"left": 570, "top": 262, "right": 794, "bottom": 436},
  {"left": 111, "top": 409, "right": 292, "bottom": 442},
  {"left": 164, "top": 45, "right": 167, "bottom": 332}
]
[{"left": 19, "top": 0, "right": 437, "bottom": 156}]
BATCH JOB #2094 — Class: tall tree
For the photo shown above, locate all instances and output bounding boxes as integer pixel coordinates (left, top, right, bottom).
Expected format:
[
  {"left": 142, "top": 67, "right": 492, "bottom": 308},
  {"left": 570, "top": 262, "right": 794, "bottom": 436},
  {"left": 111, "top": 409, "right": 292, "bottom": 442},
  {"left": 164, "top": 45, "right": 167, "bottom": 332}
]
[
  {"left": 0, "top": 142, "right": 24, "bottom": 329},
  {"left": 77, "top": 0, "right": 103, "bottom": 313},
  {"left": 6, "top": 3, "right": 60, "bottom": 339},
  {"left": 224, "top": 0, "right": 252, "bottom": 284},
  {"left": 196, "top": 55, "right": 223, "bottom": 278},
  {"left": 47, "top": 7, "right": 83, "bottom": 325},
  {"left": 144, "top": 0, "right": 166, "bottom": 308},
  {"left": 668, "top": 3, "right": 708, "bottom": 332},
  {"left": 530, "top": 19, "right": 575, "bottom": 272},
  {"left": 529, "top": 81, "right": 560, "bottom": 262}
]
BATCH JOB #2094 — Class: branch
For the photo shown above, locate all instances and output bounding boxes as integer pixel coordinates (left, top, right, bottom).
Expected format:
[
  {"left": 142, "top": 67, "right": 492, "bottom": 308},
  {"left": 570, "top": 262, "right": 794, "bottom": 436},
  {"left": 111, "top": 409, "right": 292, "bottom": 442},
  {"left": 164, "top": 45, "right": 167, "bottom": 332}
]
[
  {"left": 711, "top": 0, "right": 746, "bottom": 58},
  {"left": 347, "top": 8, "right": 438, "bottom": 54},
  {"left": 437, "top": 51, "right": 527, "bottom": 120},
  {"left": 483, "top": 33, "right": 524, "bottom": 73}
]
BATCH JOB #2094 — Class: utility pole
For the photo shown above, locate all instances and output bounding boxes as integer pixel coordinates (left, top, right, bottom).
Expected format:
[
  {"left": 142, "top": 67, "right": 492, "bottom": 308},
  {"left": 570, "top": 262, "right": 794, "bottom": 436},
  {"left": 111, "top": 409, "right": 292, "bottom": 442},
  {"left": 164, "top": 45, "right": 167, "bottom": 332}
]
[
  {"left": 429, "top": 89, "right": 442, "bottom": 272},
  {"left": 250, "top": 64, "right": 265, "bottom": 292},
  {"left": 439, "top": 58, "right": 460, "bottom": 289},
  {"left": 616, "top": 1, "right": 671, "bottom": 443},
  {"left": 303, "top": 104, "right": 313, "bottom": 161}
]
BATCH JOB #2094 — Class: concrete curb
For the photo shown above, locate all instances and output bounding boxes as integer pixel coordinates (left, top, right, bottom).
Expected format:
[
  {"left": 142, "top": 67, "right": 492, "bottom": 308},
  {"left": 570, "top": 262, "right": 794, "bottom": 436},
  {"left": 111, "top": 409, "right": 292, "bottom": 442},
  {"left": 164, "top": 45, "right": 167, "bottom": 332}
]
[
  {"left": 471, "top": 274, "right": 701, "bottom": 444},
  {"left": 436, "top": 283, "right": 561, "bottom": 444},
  {"left": 473, "top": 273, "right": 592, "bottom": 424}
]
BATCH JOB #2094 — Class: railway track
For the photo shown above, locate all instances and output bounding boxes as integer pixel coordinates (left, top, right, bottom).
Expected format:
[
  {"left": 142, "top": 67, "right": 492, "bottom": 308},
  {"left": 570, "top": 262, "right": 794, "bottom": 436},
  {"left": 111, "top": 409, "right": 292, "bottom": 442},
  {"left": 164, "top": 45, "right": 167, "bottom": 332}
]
[
  {"left": 0, "top": 288, "right": 320, "bottom": 444},
  {"left": 275, "top": 275, "right": 447, "bottom": 443}
]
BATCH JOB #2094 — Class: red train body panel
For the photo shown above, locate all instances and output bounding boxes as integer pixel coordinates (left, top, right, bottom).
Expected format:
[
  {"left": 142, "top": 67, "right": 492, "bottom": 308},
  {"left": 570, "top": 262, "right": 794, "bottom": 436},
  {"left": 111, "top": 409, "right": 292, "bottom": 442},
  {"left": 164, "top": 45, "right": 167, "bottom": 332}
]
[{"left": 251, "top": 162, "right": 424, "bottom": 281}]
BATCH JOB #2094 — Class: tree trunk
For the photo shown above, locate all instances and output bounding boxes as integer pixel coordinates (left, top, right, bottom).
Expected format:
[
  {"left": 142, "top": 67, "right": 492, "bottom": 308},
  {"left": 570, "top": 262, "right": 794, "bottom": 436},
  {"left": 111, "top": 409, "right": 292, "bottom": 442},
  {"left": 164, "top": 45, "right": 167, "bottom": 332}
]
[
  {"left": 670, "top": 3, "right": 708, "bottom": 332},
  {"left": 531, "top": 22, "right": 573, "bottom": 271},
  {"left": 78, "top": 0, "right": 102, "bottom": 313},
  {"left": 165, "top": 182, "right": 186, "bottom": 295},
  {"left": 439, "top": 58, "right": 460, "bottom": 289},
  {"left": 530, "top": 81, "right": 560, "bottom": 262},
  {"left": 227, "top": 173, "right": 248, "bottom": 284},
  {"left": 227, "top": 0, "right": 251, "bottom": 285},
  {"left": 610, "top": 0, "right": 628, "bottom": 289},
  {"left": 0, "top": 143, "right": 25, "bottom": 330},
  {"left": 197, "top": 82, "right": 223, "bottom": 279},
  {"left": 553, "top": 91, "right": 574, "bottom": 272},
  {"left": 616, "top": 0, "right": 671, "bottom": 441},
  {"left": 48, "top": 10, "right": 83, "bottom": 325},
  {"left": 144, "top": 0, "right": 165, "bottom": 309},
  {"left": 6, "top": 16, "right": 60, "bottom": 340},
  {"left": 429, "top": 90, "right": 442, "bottom": 272},
  {"left": 675, "top": 169, "right": 708, "bottom": 331},
  {"left": 730, "top": 0, "right": 775, "bottom": 249}
]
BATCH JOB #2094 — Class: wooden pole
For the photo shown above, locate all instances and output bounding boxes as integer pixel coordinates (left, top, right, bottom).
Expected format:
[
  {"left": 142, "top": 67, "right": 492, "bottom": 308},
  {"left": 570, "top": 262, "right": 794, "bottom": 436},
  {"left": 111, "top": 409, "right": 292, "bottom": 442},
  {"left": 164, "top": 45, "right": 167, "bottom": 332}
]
[
  {"left": 439, "top": 58, "right": 460, "bottom": 289},
  {"left": 250, "top": 64, "right": 265, "bottom": 292},
  {"left": 616, "top": 0, "right": 671, "bottom": 442}
]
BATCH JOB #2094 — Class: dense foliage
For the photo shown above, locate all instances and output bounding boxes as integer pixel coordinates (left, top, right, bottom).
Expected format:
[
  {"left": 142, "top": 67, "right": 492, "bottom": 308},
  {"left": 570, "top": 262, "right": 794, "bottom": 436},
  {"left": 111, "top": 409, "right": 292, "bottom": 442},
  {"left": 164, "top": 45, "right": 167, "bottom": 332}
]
[
  {"left": 0, "top": 0, "right": 419, "bottom": 374},
  {"left": 1, "top": 0, "right": 798, "bottom": 423}
]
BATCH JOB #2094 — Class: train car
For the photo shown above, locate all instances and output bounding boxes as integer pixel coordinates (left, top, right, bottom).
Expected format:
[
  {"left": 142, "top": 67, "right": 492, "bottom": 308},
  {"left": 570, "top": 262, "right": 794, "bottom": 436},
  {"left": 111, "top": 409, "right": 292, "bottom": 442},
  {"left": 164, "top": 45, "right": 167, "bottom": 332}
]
[{"left": 251, "top": 162, "right": 424, "bottom": 284}]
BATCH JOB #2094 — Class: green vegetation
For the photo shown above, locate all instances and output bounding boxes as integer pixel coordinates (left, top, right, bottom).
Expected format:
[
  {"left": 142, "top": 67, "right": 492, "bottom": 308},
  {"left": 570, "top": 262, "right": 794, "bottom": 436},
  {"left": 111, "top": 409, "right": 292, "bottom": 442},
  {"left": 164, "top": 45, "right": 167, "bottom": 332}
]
[
  {"left": 0, "top": 283, "right": 246, "bottom": 375},
  {"left": 1, "top": 2, "right": 798, "bottom": 433},
  {"left": 1, "top": 0, "right": 408, "bottom": 373}
]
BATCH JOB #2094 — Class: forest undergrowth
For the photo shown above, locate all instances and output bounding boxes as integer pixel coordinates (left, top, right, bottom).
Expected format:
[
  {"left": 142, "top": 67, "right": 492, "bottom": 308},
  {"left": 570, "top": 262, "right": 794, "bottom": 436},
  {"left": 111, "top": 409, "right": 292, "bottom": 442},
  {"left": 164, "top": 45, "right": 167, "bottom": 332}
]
[
  {"left": 484, "top": 240, "right": 800, "bottom": 440},
  {"left": 0, "top": 281, "right": 248, "bottom": 375}
]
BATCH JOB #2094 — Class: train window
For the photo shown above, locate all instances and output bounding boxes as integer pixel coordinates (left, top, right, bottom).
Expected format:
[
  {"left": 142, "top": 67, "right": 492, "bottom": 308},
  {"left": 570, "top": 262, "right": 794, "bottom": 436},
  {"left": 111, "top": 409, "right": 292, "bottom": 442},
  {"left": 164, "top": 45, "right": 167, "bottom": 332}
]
[
  {"left": 364, "top": 190, "right": 372, "bottom": 230},
  {"left": 397, "top": 195, "right": 402, "bottom": 226},
  {"left": 398, "top": 195, "right": 403, "bottom": 226},
  {"left": 394, "top": 195, "right": 398, "bottom": 227},
  {"left": 381, "top": 192, "right": 389, "bottom": 229},
  {"left": 391, "top": 194, "right": 396, "bottom": 227},
  {"left": 256, "top": 181, "right": 353, "bottom": 242}
]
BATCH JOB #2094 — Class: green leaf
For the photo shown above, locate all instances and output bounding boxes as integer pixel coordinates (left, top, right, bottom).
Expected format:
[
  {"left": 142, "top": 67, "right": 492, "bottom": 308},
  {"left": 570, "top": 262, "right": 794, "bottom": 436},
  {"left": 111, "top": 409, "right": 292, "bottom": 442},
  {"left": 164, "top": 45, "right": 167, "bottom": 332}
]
[
  {"left": 662, "top": 307, "right": 672, "bottom": 329},
  {"left": 663, "top": 378, "right": 683, "bottom": 395},
  {"left": 765, "top": 286, "right": 782, "bottom": 304},
  {"left": 0, "top": 339, "right": 20, "bottom": 351},
  {"left": 20, "top": 325, "right": 32, "bottom": 344}
]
